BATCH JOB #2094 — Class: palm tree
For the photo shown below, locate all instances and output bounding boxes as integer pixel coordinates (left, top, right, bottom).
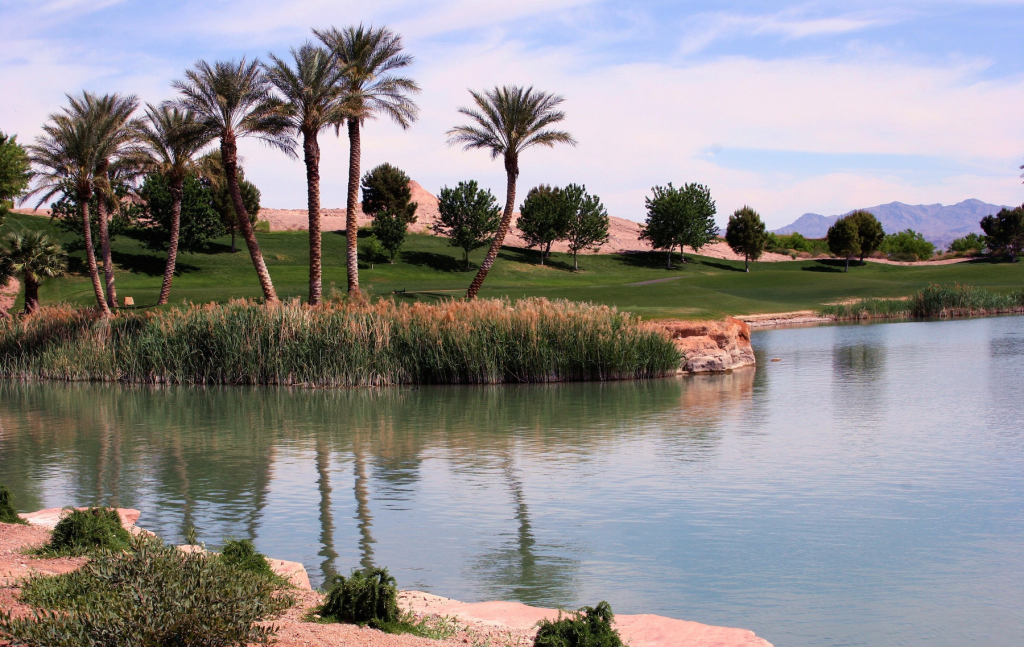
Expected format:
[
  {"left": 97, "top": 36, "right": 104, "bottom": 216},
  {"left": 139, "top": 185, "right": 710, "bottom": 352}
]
[
  {"left": 314, "top": 25, "right": 420, "bottom": 294},
  {"left": 0, "top": 230, "right": 67, "bottom": 314},
  {"left": 448, "top": 87, "right": 575, "bottom": 299},
  {"left": 27, "top": 97, "right": 110, "bottom": 314},
  {"left": 172, "top": 58, "right": 295, "bottom": 302},
  {"left": 138, "top": 105, "right": 212, "bottom": 305},
  {"left": 264, "top": 43, "right": 348, "bottom": 305},
  {"left": 83, "top": 92, "right": 141, "bottom": 309}
]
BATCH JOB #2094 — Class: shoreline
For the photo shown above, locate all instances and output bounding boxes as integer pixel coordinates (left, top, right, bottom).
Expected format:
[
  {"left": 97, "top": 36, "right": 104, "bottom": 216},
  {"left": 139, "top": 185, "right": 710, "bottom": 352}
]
[{"left": 2, "top": 509, "right": 773, "bottom": 647}]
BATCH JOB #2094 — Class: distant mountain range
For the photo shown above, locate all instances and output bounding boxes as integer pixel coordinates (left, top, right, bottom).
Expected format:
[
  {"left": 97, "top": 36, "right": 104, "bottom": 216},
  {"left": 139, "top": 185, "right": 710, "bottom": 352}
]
[{"left": 773, "top": 199, "right": 1012, "bottom": 247}]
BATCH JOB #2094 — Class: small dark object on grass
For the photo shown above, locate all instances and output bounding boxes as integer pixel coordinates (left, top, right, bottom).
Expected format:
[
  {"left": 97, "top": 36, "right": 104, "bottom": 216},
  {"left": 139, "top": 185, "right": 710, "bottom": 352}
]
[
  {"left": 318, "top": 566, "right": 401, "bottom": 630},
  {"left": 534, "top": 601, "right": 625, "bottom": 647},
  {"left": 37, "top": 507, "right": 133, "bottom": 555},
  {"left": 0, "top": 484, "right": 27, "bottom": 525},
  {"left": 1, "top": 536, "right": 293, "bottom": 647}
]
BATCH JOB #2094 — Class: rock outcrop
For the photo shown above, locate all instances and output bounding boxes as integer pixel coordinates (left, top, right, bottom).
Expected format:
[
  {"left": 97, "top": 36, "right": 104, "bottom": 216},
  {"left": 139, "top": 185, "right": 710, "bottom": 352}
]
[{"left": 661, "top": 317, "right": 756, "bottom": 373}]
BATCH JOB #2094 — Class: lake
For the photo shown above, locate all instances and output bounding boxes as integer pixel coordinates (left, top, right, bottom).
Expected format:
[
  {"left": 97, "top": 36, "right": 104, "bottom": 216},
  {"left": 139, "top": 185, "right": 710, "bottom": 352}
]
[{"left": 1, "top": 317, "right": 1022, "bottom": 647}]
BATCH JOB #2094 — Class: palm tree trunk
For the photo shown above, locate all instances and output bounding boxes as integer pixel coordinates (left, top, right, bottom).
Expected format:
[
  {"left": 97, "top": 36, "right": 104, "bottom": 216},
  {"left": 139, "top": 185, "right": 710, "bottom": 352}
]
[
  {"left": 304, "top": 131, "right": 323, "bottom": 305},
  {"left": 345, "top": 119, "right": 361, "bottom": 294},
  {"left": 95, "top": 183, "right": 117, "bottom": 309},
  {"left": 79, "top": 187, "right": 110, "bottom": 315},
  {"left": 24, "top": 276, "right": 39, "bottom": 314},
  {"left": 157, "top": 177, "right": 184, "bottom": 306},
  {"left": 221, "top": 135, "right": 277, "bottom": 302},
  {"left": 316, "top": 439, "right": 337, "bottom": 582},
  {"left": 466, "top": 156, "right": 518, "bottom": 300}
]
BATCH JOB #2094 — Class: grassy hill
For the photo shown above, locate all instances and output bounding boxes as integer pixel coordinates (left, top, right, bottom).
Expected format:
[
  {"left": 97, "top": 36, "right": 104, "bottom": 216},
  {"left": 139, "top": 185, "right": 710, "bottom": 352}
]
[{"left": 4, "top": 212, "right": 1023, "bottom": 320}]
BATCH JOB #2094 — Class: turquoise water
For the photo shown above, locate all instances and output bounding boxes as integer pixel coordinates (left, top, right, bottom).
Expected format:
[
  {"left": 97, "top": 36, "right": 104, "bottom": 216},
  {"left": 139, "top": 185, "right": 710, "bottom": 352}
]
[{"left": 1, "top": 317, "right": 1022, "bottom": 646}]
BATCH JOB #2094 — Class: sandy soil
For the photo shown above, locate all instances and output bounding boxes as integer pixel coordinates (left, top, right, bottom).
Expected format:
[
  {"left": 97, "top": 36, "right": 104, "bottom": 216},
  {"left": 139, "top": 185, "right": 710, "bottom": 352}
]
[
  {"left": 739, "top": 311, "right": 834, "bottom": 329},
  {"left": 0, "top": 278, "right": 17, "bottom": 316}
]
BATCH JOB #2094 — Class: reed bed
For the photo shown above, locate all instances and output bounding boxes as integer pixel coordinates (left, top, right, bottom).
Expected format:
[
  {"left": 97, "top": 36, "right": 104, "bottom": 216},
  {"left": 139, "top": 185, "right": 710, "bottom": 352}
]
[
  {"left": 821, "top": 284, "right": 1024, "bottom": 320},
  {"left": 0, "top": 298, "right": 680, "bottom": 386}
]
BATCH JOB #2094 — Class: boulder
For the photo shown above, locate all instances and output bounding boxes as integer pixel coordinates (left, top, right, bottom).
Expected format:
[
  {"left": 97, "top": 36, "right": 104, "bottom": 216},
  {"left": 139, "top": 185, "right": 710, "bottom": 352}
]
[{"left": 661, "top": 318, "right": 756, "bottom": 373}]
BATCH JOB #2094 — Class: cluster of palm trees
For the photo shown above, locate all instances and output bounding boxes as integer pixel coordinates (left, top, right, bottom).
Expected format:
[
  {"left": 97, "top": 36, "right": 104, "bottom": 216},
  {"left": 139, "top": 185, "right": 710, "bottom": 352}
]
[{"left": 22, "top": 24, "right": 575, "bottom": 315}]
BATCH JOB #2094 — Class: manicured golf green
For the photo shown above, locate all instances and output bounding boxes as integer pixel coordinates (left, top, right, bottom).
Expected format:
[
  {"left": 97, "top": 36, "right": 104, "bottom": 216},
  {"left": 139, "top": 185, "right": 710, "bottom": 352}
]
[{"left": 4, "top": 212, "right": 1023, "bottom": 320}]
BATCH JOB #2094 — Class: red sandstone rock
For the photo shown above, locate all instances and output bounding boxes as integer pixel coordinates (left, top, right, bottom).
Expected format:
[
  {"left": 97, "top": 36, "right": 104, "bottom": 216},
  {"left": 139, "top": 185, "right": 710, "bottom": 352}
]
[{"left": 660, "top": 318, "right": 755, "bottom": 373}]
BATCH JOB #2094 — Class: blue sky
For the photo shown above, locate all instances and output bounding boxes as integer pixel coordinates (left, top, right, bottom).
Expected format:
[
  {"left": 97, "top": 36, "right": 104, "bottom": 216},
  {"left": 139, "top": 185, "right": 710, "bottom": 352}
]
[{"left": 2, "top": 0, "right": 1022, "bottom": 227}]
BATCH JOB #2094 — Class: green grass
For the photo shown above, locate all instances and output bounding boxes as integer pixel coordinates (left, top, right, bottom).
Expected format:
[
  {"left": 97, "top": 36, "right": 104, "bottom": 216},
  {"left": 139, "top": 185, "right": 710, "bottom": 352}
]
[{"left": 4, "top": 212, "right": 1024, "bottom": 320}]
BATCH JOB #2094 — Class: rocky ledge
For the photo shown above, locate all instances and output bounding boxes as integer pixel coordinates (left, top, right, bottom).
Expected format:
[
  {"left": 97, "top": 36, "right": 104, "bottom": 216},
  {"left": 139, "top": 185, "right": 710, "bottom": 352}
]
[{"left": 661, "top": 318, "right": 756, "bottom": 373}]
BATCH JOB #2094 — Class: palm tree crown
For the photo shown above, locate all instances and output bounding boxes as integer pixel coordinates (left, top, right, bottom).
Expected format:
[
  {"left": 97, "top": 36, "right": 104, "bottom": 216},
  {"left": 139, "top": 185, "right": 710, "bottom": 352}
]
[
  {"left": 264, "top": 43, "right": 349, "bottom": 137},
  {"left": 137, "top": 105, "right": 211, "bottom": 183},
  {"left": 1, "top": 230, "right": 67, "bottom": 314},
  {"left": 172, "top": 58, "right": 294, "bottom": 153},
  {"left": 313, "top": 25, "right": 420, "bottom": 128},
  {"left": 447, "top": 86, "right": 576, "bottom": 172}
]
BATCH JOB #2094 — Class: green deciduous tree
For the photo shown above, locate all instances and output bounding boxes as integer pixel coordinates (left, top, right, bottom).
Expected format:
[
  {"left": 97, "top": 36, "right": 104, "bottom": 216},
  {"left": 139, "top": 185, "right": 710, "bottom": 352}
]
[
  {"left": 198, "top": 152, "right": 262, "bottom": 254},
  {"left": 827, "top": 217, "right": 861, "bottom": 271},
  {"left": 848, "top": 210, "right": 885, "bottom": 262},
  {"left": 361, "top": 163, "right": 417, "bottom": 263},
  {"left": 448, "top": 86, "right": 576, "bottom": 298},
  {"left": 879, "top": 229, "right": 936, "bottom": 262},
  {"left": 724, "top": 206, "right": 768, "bottom": 272},
  {"left": 639, "top": 182, "right": 718, "bottom": 268},
  {"left": 980, "top": 205, "right": 1024, "bottom": 262},
  {"left": 265, "top": 43, "right": 348, "bottom": 305},
  {"left": 137, "top": 104, "right": 213, "bottom": 305},
  {"left": 433, "top": 180, "right": 501, "bottom": 270},
  {"left": 516, "top": 185, "right": 568, "bottom": 265},
  {"left": 0, "top": 230, "right": 67, "bottom": 314},
  {"left": 173, "top": 58, "right": 294, "bottom": 302},
  {"left": 138, "top": 173, "right": 223, "bottom": 252},
  {"left": 561, "top": 184, "right": 609, "bottom": 270},
  {"left": 0, "top": 132, "right": 31, "bottom": 228},
  {"left": 947, "top": 232, "right": 986, "bottom": 254},
  {"left": 315, "top": 25, "right": 420, "bottom": 294}
]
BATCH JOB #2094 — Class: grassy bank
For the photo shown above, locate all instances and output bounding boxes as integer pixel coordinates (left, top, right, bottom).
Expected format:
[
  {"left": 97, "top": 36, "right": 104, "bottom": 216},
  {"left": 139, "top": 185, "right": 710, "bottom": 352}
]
[
  {"left": 0, "top": 298, "right": 679, "bottom": 386},
  {"left": 820, "top": 284, "right": 1024, "bottom": 320},
  {"left": 4, "top": 213, "right": 1024, "bottom": 320}
]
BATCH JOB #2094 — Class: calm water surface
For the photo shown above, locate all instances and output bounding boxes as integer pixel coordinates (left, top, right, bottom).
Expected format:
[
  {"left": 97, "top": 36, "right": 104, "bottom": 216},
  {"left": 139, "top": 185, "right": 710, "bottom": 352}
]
[{"left": 1, "top": 317, "right": 1023, "bottom": 646}]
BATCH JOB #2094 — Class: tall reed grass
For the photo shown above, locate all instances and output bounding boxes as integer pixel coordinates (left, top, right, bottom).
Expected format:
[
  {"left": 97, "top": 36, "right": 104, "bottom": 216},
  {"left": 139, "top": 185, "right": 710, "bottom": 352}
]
[
  {"left": 821, "top": 284, "right": 1024, "bottom": 320},
  {"left": 0, "top": 298, "right": 680, "bottom": 386}
]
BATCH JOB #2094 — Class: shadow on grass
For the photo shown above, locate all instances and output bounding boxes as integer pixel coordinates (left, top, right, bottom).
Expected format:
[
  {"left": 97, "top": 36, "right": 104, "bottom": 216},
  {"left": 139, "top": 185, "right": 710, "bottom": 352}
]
[
  {"left": 497, "top": 247, "right": 576, "bottom": 272},
  {"left": 698, "top": 259, "right": 746, "bottom": 272},
  {"left": 401, "top": 250, "right": 470, "bottom": 273},
  {"left": 615, "top": 251, "right": 686, "bottom": 270},
  {"left": 111, "top": 251, "right": 200, "bottom": 277},
  {"left": 802, "top": 259, "right": 846, "bottom": 273}
]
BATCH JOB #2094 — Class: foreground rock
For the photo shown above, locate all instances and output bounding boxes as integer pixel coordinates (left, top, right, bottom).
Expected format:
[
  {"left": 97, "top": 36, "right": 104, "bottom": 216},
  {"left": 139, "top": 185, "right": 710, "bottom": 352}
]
[
  {"left": 403, "top": 591, "right": 772, "bottom": 647},
  {"left": 661, "top": 318, "right": 756, "bottom": 373}
]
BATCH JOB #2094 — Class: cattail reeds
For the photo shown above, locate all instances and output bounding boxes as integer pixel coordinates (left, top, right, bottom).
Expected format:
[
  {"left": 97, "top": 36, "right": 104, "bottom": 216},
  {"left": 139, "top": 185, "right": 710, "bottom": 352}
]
[{"left": 821, "top": 284, "right": 1024, "bottom": 320}]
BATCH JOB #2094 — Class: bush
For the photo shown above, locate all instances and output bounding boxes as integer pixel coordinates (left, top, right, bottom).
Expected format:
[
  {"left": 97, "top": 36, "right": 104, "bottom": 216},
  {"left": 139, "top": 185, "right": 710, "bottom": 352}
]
[
  {"left": 37, "top": 507, "right": 133, "bottom": 556},
  {"left": 879, "top": 229, "right": 936, "bottom": 261},
  {"left": 1, "top": 536, "right": 292, "bottom": 647},
  {"left": 318, "top": 567, "right": 399, "bottom": 628},
  {"left": 220, "top": 538, "right": 277, "bottom": 580},
  {"left": 947, "top": 233, "right": 986, "bottom": 254},
  {"left": 821, "top": 283, "right": 1024, "bottom": 319},
  {"left": 0, "top": 484, "right": 27, "bottom": 525},
  {"left": 0, "top": 298, "right": 679, "bottom": 386},
  {"left": 534, "top": 601, "right": 624, "bottom": 647}
]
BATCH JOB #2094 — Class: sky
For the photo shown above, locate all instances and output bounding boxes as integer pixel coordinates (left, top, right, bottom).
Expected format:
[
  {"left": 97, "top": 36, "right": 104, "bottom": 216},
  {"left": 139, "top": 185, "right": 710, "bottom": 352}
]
[{"left": 2, "top": 0, "right": 1023, "bottom": 228}]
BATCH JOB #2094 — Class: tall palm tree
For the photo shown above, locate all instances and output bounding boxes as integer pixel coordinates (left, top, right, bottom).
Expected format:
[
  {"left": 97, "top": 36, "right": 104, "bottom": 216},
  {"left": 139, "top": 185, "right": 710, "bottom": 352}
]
[
  {"left": 447, "top": 86, "right": 576, "bottom": 299},
  {"left": 27, "top": 98, "right": 110, "bottom": 314},
  {"left": 138, "top": 105, "right": 212, "bottom": 305},
  {"left": 172, "top": 58, "right": 295, "bottom": 302},
  {"left": 264, "top": 43, "right": 348, "bottom": 305},
  {"left": 314, "top": 25, "right": 420, "bottom": 294},
  {"left": 82, "top": 92, "right": 141, "bottom": 309},
  {"left": 0, "top": 230, "right": 67, "bottom": 314}
]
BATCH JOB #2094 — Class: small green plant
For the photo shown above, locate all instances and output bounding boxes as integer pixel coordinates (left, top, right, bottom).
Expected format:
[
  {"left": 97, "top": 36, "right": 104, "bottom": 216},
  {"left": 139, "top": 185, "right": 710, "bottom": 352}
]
[
  {"left": 534, "top": 601, "right": 625, "bottom": 647},
  {"left": 220, "top": 538, "right": 280, "bottom": 581},
  {"left": 2, "top": 536, "right": 293, "bottom": 647},
  {"left": 317, "top": 566, "right": 400, "bottom": 629},
  {"left": 36, "top": 507, "right": 133, "bottom": 556},
  {"left": 0, "top": 484, "right": 27, "bottom": 525}
]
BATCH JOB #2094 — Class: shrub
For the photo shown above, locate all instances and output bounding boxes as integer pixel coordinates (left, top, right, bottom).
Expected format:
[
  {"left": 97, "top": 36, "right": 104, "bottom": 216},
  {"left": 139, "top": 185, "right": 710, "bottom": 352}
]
[
  {"left": 0, "top": 298, "right": 679, "bottom": 386},
  {"left": 0, "top": 484, "right": 27, "bottom": 525},
  {"left": 220, "top": 538, "right": 277, "bottom": 579},
  {"left": 37, "top": 507, "right": 133, "bottom": 556},
  {"left": 1, "top": 536, "right": 292, "bottom": 647},
  {"left": 947, "top": 233, "right": 986, "bottom": 254},
  {"left": 318, "top": 567, "right": 399, "bottom": 628},
  {"left": 821, "top": 283, "right": 1024, "bottom": 319},
  {"left": 879, "top": 229, "right": 935, "bottom": 261},
  {"left": 534, "top": 601, "right": 624, "bottom": 647}
]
